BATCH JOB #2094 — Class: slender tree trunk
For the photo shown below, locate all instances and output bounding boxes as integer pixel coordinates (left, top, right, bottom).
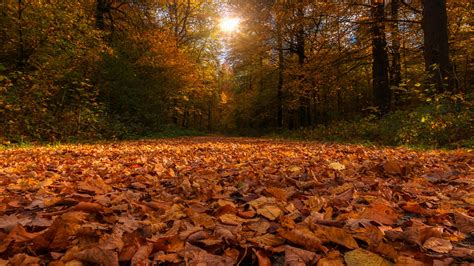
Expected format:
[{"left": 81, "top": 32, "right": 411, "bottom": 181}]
[
  {"left": 207, "top": 100, "right": 212, "bottom": 131},
  {"left": 390, "top": 0, "right": 402, "bottom": 106},
  {"left": 422, "top": 0, "right": 453, "bottom": 93},
  {"left": 17, "top": 0, "right": 24, "bottom": 68},
  {"left": 96, "top": 0, "right": 108, "bottom": 30},
  {"left": 371, "top": 2, "right": 391, "bottom": 115},
  {"left": 276, "top": 19, "right": 284, "bottom": 128},
  {"left": 295, "top": 3, "right": 308, "bottom": 127}
]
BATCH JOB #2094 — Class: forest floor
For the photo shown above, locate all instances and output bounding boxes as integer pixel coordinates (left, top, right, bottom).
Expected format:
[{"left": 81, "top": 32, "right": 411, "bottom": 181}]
[{"left": 0, "top": 137, "right": 473, "bottom": 265}]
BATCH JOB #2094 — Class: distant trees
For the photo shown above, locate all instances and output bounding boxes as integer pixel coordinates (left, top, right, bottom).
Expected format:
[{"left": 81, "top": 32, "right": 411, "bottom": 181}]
[
  {"left": 0, "top": 0, "right": 222, "bottom": 141},
  {"left": 222, "top": 0, "right": 471, "bottom": 131},
  {"left": 0, "top": 0, "right": 471, "bottom": 141}
]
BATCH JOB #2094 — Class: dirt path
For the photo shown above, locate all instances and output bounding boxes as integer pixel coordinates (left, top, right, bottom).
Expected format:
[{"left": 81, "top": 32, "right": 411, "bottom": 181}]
[{"left": 0, "top": 137, "right": 473, "bottom": 265}]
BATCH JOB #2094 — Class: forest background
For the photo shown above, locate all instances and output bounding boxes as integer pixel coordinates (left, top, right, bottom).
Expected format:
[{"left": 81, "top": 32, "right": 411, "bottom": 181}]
[{"left": 0, "top": 0, "right": 472, "bottom": 148}]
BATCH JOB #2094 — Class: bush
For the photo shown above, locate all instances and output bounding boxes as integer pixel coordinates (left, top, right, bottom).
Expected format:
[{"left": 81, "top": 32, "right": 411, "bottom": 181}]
[{"left": 276, "top": 96, "right": 473, "bottom": 148}]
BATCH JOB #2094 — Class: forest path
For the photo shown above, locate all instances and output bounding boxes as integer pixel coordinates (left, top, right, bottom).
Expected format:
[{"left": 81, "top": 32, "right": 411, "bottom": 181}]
[{"left": 0, "top": 137, "right": 473, "bottom": 264}]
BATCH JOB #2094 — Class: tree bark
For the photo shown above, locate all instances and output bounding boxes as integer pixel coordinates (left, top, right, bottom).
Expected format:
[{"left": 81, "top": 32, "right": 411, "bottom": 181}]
[
  {"left": 277, "top": 24, "right": 284, "bottom": 128},
  {"left": 295, "top": 2, "right": 309, "bottom": 127},
  {"left": 371, "top": 2, "right": 391, "bottom": 115},
  {"left": 95, "top": 0, "right": 109, "bottom": 30},
  {"left": 422, "top": 0, "right": 453, "bottom": 93},
  {"left": 390, "top": 0, "right": 402, "bottom": 106}
]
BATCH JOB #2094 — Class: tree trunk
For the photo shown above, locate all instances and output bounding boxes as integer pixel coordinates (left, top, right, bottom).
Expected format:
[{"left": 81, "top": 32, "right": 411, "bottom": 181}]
[
  {"left": 277, "top": 21, "right": 284, "bottom": 128},
  {"left": 295, "top": 3, "right": 308, "bottom": 127},
  {"left": 17, "top": 0, "right": 25, "bottom": 68},
  {"left": 390, "top": 0, "right": 402, "bottom": 106},
  {"left": 371, "top": 2, "right": 391, "bottom": 115},
  {"left": 95, "top": 0, "right": 108, "bottom": 30},
  {"left": 422, "top": 0, "right": 453, "bottom": 93}
]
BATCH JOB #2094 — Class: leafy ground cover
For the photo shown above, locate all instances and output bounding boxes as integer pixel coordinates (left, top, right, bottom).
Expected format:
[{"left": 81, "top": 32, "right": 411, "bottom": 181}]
[{"left": 0, "top": 137, "right": 473, "bottom": 265}]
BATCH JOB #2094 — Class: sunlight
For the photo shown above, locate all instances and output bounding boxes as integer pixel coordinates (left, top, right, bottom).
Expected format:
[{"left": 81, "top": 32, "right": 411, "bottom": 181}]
[{"left": 219, "top": 17, "right": 240, "bottom": 33}]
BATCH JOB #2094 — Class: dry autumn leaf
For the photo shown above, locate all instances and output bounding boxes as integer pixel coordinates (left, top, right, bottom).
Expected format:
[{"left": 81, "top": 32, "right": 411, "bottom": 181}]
[
  {"left": 344, "top": 249, "right": 392, "bottom": 266},
  {"left": 422, "top": 237, "right": 453, "bottom": 253},
  {"left": 0, "top": 138, "right": 471, "bottom": 264},
  {"left": 320, "top": 226, "right": 359, "bottom": 249}
]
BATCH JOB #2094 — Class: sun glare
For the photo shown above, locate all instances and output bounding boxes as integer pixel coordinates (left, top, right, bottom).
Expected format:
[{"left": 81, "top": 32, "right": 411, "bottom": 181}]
[{"left": 219, "top": 17, "right": 240, "bottom": 33}]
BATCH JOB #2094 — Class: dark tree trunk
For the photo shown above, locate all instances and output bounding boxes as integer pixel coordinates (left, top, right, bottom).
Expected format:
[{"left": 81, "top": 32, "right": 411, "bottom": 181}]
[
  {"left": 422, "top": 0, "right": 453, "bottom": 93},
  {"left": 277, "top": 21, "right": 284, "bottom": 128},
  {"left": 207, "top": 100, "right": 212, "bottom": 131},
  {"left": 295, "top": 3, "right": 308, "bottom": 127},
  {"left": 96, "top": 0, "right": 109, "bottom": 30},
  {"left": 390, "top": 0, "right": 402, "bottom": 106},
  {"left": 371, "top": 2, "right": 391, "bottom": 115},
  {"left": 17, "top": 0, "right": 25, "bottom": 68}
]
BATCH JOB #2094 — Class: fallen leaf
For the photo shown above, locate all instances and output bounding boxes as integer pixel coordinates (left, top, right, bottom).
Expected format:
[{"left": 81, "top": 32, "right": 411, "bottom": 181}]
[
  {"left": 284, "top": 245, "right": 318, "bottom": 266},
  {"left": 344, "top": 249, "right": 393, "bottom": 266},
  {"left": 256, "top": 205, "right": 282, "bottom": 220},
  {"left": 7, "top": 253, "right": 40, "bottom": 265},
  {"left": 0, "top": 215, "right": 31, "bottom": 232},
  {"left": 255, "top": 249, "right": 272, "bottom": 266},
  {"left": 131, "top": 243, "right": 153, "bottom": 265},
  {"left": 73, "top": 246, "right": 119, "bottom": 265},
  {"left": 360, "top": 200, "right": 400, "bottom": 225},
  {"left": 329, "top": 162, "right": 346, "bottom": 171},
  {"left": 382, "top": 160, "right": 404, "bottom": 175},
  {"left": 403, "top": 222, "right": 443, "bottom": 246},
  {"left": 450, "top": 247, "right": 474, "bottom": 259},
  {"left": 422, "top": 237, "right": 452, "bottom": 253},
  {"left": 249, "top": 233, "right": 285, "bottom": 248},
  {"left": 318, "top": 250, "right": 344, "bottom": 266},
  {"left": 454, "top": 211, "right": 474, "bottom": 234},
  {"left": 278, "top": 227, "right": 328, "bottom": 253},
  {"left": 321, "top": 226, "right": 359, "bottom": 249},
  {"left": 179, "top": 243, "right": 235, "bottom": 265},
  {"left": 0, "top": 224, "right": 39, "bottom": 253}
]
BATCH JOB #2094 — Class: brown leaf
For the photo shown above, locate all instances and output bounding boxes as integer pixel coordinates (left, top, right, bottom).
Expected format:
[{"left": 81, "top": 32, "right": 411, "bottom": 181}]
[
  {"left": 344, "top": 249, "right": 392, "bottom": 266},
  {"left": 395, "top": 256, "right": 425, "bottom": 266},
  {"left": 248, "top": 233, "right": 285, "bottom": 248},
  {"left": 185, "top": 208, "right": 215, "bottom": 229},
  {"left": 422, "top": 237, "right": 452, "bottom": 253},
  {"left": 179, "top": 243, "right": 235, "bottom": 265},
  {"left": 73, "top": 246, "right": 119, "bottom": 266},
  {"left": 450, "top": 247, "right": 474, "bottom": 259},
  {"left": 153, "top": 252, "right": 182, "bottom": 264},
  {"left": 317, "top": 250, "right": 344, "bottom": 266},
  {"left": 256, "top": 205, "right": 282, "bottom": 221},
  {"left": 77, "top": 176, "right": 112, "bottom": 194},
  {"left": 321, "top": 226, "right": 359, "bottom": 249},
  {"left": 284, "top": 245, "right": 318, "bottom": 266},
  {"left": 360, "top": 200, "right": 400, "bottom": 225},
  {"left": 0, "top": 215, "right": 31, "bottom": 232},
  {"left": 7, "top": 253, "right": 40, "bottom": 266},
  {"left": 403, "top": 221, "right": 443, "bottom": 246},
  {"left": 255, "top": 249, "right": 272, "bottom": 266},
  {"left": 278, "top": 227, "right": 328, "bottom": 253},
  {"left": 454, "top": 211, "right": 474, "bottom": 234},
  {"left": 218, "top": 213, "right": 255, "bottom": 225},
  {"left": 382, "top": 160, "right": 404, "bottom": 175},
  {"left": 0, "top": 224, "right": 39, "bottom": 253},
  {"left": 265, "top": 187, "right": 292, "bottom": 201},
  {"left": 131, "top": 243, "right": 153, "bottom": 266}
]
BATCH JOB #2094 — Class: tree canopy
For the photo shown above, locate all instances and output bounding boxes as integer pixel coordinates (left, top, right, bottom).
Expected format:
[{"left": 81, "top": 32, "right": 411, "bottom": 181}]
[{"left": 0, "top": 0, "right": 472, "bottom": 147}]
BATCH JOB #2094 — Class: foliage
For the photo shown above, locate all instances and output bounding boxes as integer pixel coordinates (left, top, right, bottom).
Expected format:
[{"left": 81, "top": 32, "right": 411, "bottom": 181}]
[
  {"left": 0, "top": 138, "right": 472, "bottom": 263},
  {"left": 0, "top": 1, "right": 105, "bottom": 141},
  {"left": 277, "top": 95, "right": 473, "bottom": 148}
]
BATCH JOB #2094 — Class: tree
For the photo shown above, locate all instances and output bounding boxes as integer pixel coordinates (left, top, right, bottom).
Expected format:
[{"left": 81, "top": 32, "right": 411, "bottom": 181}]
[
  {"left": 422, "top": 0, "right": 453, "bottom": 93},
  {"left": 371, "top": 1, "right": 391, "bottom": 115}
]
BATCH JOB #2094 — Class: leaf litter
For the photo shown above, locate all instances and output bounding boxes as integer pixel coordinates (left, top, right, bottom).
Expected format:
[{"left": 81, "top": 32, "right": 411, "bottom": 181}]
[{"left": 0, "top": 137, "right": 473, "bottom": 265}]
